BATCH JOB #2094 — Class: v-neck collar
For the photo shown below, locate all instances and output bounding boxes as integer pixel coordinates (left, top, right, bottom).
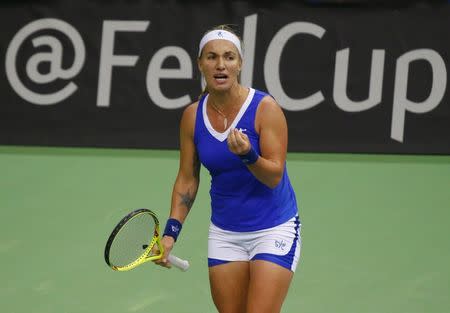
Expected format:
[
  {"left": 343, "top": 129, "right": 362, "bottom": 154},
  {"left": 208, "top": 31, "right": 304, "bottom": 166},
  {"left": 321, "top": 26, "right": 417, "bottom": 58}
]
[{"left": 202, "top": 88, "right": 255, "bottom": 142}]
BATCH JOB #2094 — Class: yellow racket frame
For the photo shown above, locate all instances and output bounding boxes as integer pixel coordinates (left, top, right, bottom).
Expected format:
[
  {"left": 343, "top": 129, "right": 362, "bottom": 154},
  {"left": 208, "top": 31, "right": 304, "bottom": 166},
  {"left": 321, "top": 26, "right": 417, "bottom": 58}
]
[{"left": 105, "top": 209, "right": 165, "bottom": 271}]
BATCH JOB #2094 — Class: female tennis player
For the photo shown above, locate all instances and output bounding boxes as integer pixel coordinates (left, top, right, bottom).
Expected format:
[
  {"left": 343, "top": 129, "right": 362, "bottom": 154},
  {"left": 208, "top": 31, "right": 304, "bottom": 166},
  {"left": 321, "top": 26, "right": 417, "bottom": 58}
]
[{"left": 154, "top": 25, "right": 301, "bottom": 313}]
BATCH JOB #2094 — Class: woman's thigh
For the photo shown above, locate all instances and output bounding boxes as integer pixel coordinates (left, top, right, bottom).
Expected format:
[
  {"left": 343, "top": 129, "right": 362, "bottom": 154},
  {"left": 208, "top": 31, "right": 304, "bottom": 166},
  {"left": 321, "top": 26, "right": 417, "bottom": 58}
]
[
  {"left": 209, "top": 261, "right": 250, "bottom": 313},
  {"left": 247, "top": 260, "right": 294, "bottom": 313}
]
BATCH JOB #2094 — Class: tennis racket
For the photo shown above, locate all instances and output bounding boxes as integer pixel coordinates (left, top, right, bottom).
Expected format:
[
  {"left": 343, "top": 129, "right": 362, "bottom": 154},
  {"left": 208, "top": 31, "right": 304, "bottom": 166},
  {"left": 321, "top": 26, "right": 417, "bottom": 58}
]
[{"left": 104, "top": 208, "right": 189, "bottom": 271}]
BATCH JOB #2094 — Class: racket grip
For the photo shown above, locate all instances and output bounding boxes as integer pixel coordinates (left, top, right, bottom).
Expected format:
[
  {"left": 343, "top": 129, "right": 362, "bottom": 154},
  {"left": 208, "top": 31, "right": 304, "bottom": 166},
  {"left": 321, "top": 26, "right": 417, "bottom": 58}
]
[{"left": 168, "top": 254, "right": 190, "bottom": 271}]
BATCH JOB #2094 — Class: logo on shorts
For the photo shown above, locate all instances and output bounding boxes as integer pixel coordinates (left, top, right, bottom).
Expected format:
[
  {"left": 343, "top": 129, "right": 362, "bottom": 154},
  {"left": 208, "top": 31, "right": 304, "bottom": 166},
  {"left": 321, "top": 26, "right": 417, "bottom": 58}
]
[{"left": 275, "top": 239, "right": 286, "bottom": 250}]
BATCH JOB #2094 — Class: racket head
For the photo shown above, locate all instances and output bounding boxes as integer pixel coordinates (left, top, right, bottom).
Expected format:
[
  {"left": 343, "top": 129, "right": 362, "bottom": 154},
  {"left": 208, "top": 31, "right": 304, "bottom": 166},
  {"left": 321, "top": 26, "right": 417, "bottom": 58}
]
[{"left": 104, "top": 208, "right": 163, "bottom": 271}]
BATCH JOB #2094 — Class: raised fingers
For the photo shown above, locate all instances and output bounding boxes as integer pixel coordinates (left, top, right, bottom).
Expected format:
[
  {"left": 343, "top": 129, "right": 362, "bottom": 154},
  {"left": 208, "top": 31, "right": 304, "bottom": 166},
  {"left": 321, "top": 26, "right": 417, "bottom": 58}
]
[{"left": 227, "top": 129, "right": 250, "bottom": 155}]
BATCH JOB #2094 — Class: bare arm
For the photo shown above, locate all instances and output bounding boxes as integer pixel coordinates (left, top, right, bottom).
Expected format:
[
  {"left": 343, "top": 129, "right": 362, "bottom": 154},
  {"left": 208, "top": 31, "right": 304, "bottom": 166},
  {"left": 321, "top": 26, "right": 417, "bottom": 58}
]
[
  {"left": 155, "top": 102, "right": 200, "bottom": 267},
  {"left": 169, "top": 102, "right": 201, "bottom": 223},
  {"left": 227, "top": 96, "right": 287, "bottom": 189}
]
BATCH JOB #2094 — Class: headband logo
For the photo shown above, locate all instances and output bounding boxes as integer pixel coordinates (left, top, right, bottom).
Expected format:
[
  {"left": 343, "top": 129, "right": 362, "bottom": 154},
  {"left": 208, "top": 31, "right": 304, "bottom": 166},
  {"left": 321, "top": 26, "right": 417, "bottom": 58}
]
[{"left": 198, "top": 29, "right": 242, "bottom": 58}]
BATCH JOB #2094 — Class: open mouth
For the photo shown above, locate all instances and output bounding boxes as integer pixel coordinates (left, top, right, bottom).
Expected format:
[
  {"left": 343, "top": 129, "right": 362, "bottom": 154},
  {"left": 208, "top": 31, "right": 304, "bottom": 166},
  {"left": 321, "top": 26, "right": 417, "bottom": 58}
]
[{"left": 213, "top": 73, "right": 228, "bottom": 83}]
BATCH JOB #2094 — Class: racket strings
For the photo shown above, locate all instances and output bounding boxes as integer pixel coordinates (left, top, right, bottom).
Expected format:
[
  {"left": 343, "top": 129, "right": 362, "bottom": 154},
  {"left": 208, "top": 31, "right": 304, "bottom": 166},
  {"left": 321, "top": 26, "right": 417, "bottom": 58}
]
[{"left": 108, "top": 213, "right": 156, "bottom": 267}]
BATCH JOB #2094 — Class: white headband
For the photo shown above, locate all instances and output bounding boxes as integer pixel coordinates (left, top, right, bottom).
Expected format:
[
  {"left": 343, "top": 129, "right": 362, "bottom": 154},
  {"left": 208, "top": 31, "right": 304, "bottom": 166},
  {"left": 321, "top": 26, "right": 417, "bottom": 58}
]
[{"left": 198, "top": 29, "right": 243, "bottom": 58}]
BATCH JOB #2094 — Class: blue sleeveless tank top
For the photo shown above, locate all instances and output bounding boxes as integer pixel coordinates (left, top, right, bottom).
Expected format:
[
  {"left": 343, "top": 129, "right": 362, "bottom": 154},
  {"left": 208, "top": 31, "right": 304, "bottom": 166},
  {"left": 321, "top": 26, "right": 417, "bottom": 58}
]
[{"left": 194, "top": 88, "right": 299, "bottom": 232}]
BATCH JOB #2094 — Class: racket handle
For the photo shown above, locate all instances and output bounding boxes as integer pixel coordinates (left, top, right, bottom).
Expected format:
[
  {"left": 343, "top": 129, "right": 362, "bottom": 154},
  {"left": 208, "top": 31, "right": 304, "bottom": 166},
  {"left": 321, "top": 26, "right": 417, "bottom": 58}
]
[{"left": 168, "top": 254, "right": 190, "bottom": 271}]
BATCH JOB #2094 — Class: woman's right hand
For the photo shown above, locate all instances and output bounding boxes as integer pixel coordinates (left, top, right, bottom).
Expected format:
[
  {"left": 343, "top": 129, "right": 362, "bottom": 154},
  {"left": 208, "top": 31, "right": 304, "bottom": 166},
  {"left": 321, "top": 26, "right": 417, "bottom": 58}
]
[{"left": 153, "top": 235, "right": 175, "bottom": 269}]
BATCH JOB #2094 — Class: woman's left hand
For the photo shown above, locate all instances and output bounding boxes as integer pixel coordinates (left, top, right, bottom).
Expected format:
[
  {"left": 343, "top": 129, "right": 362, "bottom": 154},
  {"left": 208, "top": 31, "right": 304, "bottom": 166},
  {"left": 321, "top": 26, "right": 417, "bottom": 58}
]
[{"left": 227, "top": 128, "right": 251, "bottom": 155}]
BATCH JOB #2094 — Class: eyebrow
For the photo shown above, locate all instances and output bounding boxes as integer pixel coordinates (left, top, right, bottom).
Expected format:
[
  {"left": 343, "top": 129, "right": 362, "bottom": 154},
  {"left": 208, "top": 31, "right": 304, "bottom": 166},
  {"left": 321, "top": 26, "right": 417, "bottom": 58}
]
[{"left": 205, "top": 51, "right": 238, "bottom": 56}]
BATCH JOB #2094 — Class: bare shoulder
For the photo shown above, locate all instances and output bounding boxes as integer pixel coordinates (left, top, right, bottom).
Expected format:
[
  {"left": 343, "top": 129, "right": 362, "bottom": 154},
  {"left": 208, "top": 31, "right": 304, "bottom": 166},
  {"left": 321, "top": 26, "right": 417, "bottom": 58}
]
[
  {"left": 180, "top": 101, "right": 199, "bottom": 136},
  {"left": 255, "top": 95, "right": 287, "bottom": 132},
  {"left": 183, "top": 101, "right": 199, "bottom": 118}
]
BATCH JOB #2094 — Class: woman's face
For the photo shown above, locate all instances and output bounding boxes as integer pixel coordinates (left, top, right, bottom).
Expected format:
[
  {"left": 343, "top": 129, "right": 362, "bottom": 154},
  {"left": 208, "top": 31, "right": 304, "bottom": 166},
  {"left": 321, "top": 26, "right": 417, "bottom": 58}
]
[{"left": 198, "top": 39, "right": 242, "bottom": 92}]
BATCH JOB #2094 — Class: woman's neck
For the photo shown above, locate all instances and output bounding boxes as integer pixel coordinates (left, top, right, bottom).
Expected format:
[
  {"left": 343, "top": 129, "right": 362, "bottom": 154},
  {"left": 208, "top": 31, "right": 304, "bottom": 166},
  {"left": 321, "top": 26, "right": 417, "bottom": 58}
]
[{"left": 208, "top": 83, "right": 245, "bottom": 110}]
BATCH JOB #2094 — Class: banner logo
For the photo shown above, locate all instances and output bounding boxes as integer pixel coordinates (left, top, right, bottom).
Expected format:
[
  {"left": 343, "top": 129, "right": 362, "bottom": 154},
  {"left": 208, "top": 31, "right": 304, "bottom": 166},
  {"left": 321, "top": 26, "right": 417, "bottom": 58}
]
[{"left": 5, "top": 18, "right": 86, "bottom": 105}]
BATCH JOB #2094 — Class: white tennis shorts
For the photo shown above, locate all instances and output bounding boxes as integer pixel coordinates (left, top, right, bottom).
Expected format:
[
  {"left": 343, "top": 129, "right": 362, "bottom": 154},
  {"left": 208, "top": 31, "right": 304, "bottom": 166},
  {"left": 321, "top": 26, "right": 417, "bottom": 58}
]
[{"left": 208, "top": 215, "right": 301, "bottom": 272}]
